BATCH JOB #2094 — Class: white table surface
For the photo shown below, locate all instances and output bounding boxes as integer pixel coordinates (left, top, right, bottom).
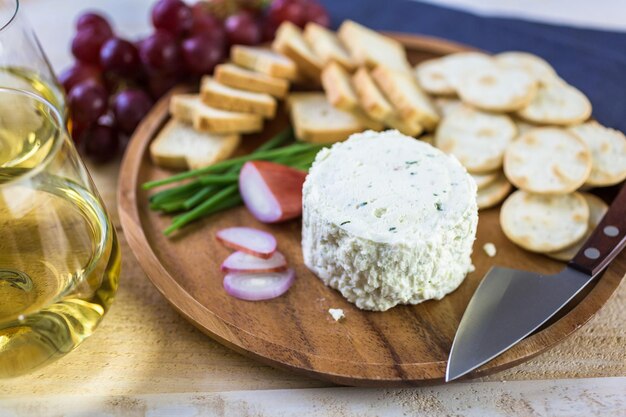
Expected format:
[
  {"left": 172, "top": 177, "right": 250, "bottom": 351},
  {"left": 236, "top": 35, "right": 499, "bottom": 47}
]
[{"left": 2, "top": 1, "right": 625, "bottom": 416}]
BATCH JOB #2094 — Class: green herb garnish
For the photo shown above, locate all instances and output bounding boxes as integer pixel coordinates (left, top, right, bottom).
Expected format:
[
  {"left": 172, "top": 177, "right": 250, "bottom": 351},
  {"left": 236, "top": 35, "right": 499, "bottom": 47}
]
[
  {"left": 143, "top": 128, "right": 326, "bottom": 236},
  {"left": 340, "top": 221, "right": 351, "bottom": 226}
]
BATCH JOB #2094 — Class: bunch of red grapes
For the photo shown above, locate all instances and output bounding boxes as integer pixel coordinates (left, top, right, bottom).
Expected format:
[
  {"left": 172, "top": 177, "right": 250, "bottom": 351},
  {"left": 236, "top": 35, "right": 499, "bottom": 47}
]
[{"left": 59, "top": 0, "right": 329, "bottom": 163}]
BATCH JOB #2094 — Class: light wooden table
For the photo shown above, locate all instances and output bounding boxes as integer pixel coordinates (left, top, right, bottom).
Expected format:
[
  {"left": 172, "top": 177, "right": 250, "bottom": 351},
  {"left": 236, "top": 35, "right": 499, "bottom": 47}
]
[{"left": 0, "top": 1, "right": 625, "bottom": 415}]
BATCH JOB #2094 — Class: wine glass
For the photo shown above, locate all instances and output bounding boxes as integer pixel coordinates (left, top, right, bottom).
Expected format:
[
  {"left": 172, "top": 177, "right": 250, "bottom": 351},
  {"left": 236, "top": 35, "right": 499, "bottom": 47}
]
[
  {"left": 0, "top": 88, "right": 120, "bottom": 378},
  {"left": 0, "top": 0, "right": 65, "bottom": 114}
]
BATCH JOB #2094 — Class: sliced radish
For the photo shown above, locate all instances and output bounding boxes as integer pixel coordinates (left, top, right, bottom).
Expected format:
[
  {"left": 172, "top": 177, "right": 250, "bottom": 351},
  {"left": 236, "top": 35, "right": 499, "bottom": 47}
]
[
  {"left": 221, "top": 250, "right": 287, "bottom": 273},
  {"left": 223, "top": 269, "right": 295, "bottom": 301},
  {"left": 239, "top": 161, "right": 307, "bottom": 223},
  {"left": 216, "top": 227, "right": 277, "bottom": 259}
]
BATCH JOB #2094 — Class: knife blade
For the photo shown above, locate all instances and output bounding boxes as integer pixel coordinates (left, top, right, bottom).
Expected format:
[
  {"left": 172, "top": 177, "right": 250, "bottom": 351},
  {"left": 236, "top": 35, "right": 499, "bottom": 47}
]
[{"left": 446, "top": 184, "right": 626, "bottom": 382}]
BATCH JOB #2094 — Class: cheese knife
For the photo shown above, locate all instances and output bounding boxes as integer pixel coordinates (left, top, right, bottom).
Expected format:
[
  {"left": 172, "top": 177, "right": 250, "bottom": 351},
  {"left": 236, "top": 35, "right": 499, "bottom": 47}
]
[{"left": 446, "top": 184, "right": 626, "bottom": 382}]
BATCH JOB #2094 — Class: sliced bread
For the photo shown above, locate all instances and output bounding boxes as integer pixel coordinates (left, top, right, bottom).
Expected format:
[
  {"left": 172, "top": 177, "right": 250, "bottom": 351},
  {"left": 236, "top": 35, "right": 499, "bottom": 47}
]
[
  {"left": 337, "top": 20, "right": 410, "bottom": 73},
  {"left": 352, "top": 67, "right": 393, "bottom": 122},
  {"left": 288, "top": 92, "right": 368, "bottom": 144},
  {"left": 231, "top": 45, "right": 297, "bottom": 80},
  {"left": 272, "top": 21, "right": 323, "bottom": 81},
  {"left": 170, "top": 94, "right": 263, "bottom": 134},
  {"left": 200, "top": 77, "right": 277, "bottom": 118},
  {"left": 150, "top": 119, "right": 240, "bottom": 170},
  {"left": 303, "top": 22, "right": 355, "bottom": 71},
  {"left": 371, "top": 65, "right": 440, "bottom": 130},
  {"left": 214, "top": 63, "right": 289, "bottom": 98},
  {"left": 385, "top": 113, "right": 423, "bottom": 137},
  {"left": 321, "top": 61, "right": 359, "bottom": 111}
]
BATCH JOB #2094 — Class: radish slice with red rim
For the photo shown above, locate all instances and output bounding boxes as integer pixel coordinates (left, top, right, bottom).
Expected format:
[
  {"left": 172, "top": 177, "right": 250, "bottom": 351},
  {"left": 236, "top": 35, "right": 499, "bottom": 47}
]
[
  {"left": 216, "top": 227, "right": 277, "bottom": 259},
  {"left": 223, "top": 269, "right": 295, "bottom": 301},
  {"left": 221, "top": 251, "right": 287, "bottom": 273}
]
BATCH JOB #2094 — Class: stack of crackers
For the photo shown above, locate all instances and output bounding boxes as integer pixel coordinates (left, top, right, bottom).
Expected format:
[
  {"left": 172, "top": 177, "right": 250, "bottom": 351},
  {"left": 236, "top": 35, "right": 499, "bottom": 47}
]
[
  {"left": 291, "top": 20, "right": 439, "bottom": 143},
  {"left": 418, "top": 51, "right": 626, "bottom": 260},
  {"left": 151, "top": 45, "right": 298, "bottom": 169}
]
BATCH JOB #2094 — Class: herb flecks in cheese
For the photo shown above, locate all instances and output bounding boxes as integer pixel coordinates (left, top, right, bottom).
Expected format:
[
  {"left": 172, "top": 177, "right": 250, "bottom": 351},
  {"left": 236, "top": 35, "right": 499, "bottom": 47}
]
[{"left": 302, "top": 130, "right": 478, "bottom": 311}]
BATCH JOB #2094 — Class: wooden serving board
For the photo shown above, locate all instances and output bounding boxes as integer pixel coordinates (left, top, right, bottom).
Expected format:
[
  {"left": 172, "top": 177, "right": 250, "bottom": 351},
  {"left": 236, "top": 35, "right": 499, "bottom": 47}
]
[{"left": 118, "top": 34, "right": 625, "bottom": 386}]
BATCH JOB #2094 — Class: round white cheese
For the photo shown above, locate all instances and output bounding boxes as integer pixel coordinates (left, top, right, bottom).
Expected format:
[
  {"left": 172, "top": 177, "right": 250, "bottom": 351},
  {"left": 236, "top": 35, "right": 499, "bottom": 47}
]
[{"left": 302, "top": 130, "right": 478, "bottom": 311}]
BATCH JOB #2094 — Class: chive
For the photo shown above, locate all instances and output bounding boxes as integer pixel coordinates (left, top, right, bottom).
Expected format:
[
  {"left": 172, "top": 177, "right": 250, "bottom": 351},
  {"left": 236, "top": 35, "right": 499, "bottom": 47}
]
[
  {"left": 197, "top": 174, "right": 239, "bottom": 185},
  {"left": 149, "top": 180, "right": 204, "bottom": 204},
  {"left": 143, "top": 143, "right": 318, "bottom": 189},
  {"left": 340, "top": 221, "right": 351, "bottom": 226},
  {"left": 164, "top": 185, "right": 239, "bottom": 235},
  {"left": 182, "top": 185, "right": 218, "bottom": 210}
]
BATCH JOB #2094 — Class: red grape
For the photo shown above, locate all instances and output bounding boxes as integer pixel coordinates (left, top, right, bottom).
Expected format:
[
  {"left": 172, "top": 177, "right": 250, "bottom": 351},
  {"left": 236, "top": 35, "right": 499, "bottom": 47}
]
[
  {"left": 139, "top": 31, "right": 183, "bottom": 75},
  {"left": 151, "top": 0, "right": 193, "bottom": 36},
  {"left": 76, "top": 12, "right": 113, "bottom": 35},
  {"left": 71, "top": 27, "right": 112, "bottom": 65},
  {"left": 267, "top": 0, "right": 306, "bottom": 27},
  {"left": 182, "top": 34, "right": 224, "bottom": 75},
  {"left": 304, "top": 2, "right": 330, "bottom": 27},
  {"left": 113, "top": 89, "right": 153, "bottom": 134},
  {"left": 148, "top": 72, "right": 180, "bottom": 99},
  {"left": 260, "top": 17, "right": 279, "bottom": 42},
  {"left": 80, "top": 123, "right": 119, "bottom": 163},
  {"left": 190, "top": 7, "right": 226, "bottom": 44},
  {"left": 224, "top": 11, "right": 261, "bottom": 46},
  {"left": 58, "top": 63, "right": 102, "bottom": 93},
  {"left": 68, "top": 81, "right": 108, "bottom": 125},
  {"left": 100, "top": 37, "right": 141, "bottom": 78}
]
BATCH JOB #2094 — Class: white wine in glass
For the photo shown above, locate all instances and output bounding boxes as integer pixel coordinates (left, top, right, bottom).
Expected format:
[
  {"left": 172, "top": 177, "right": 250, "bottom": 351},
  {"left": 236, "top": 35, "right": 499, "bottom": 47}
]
[
  {"left": 0, "top": 0, "right": 65, "bottom": 115},
  {"left": 0, "top": 88, "right": 120, "bottom": 378}
]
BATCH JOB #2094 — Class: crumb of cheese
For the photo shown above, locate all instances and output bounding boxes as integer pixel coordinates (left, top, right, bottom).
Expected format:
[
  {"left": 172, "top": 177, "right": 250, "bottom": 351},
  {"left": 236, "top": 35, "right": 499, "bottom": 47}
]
[
  {"left": 328, "top": 308, "right": 345, "bottom": 321},
  {"left": 483, "top": 242, "right": 497, "bottom": 257}
]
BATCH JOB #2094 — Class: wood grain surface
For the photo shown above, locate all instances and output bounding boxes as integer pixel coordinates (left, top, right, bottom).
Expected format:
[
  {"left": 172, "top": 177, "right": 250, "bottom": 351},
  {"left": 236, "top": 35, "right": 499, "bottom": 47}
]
[{"left": 115, "top": 35, "right": 626, "bottom": 386}]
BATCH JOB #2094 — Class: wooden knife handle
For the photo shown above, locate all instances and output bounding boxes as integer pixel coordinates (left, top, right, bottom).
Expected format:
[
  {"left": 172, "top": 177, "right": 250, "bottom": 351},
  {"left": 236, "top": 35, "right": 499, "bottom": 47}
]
[{"left": 569, "top": 184, "right": 626, "bottom": 277}]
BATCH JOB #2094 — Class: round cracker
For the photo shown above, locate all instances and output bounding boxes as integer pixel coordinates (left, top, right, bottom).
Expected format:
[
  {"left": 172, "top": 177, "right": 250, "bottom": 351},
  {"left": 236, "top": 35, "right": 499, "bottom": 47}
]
[
  {"left": 516, "top": 82, "right": 591, "bottom": 125},
  {"left": 477, "top": 173, "right": 512, "bottom": 210},
  {"left": 471, "top": 171, "right": 500, "bottom": 189},
  {"left": 457, "top": 66, "right": 538, "bottom": 112},
  {"left": 435, "top": 105, "right": 517, "bottom": 173},
  {"left": 546, "top": 193, "right": 608, "bottom": 261},
  {"left": 441, "top": 52, "right": 495, "bottom": 91},
  {"left": 504, "top": 128, "right": 592, "bottom": 194},
  {"left": 415, "top": 58, "right": 455, "bottom": 95},
  {"left": 500, "top": 191, "right": 589, "bottom": 252},
  {"left": 568, "top": 121, "right": 626, "bottom": 187},
  {"left": 495, "top": 51, "right": 559, "bottom": 85}
]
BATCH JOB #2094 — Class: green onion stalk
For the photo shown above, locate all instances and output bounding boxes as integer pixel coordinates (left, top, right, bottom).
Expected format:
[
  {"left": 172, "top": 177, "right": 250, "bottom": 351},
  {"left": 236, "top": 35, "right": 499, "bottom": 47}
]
[{"left": 144, "top": 128, "right": 325, "bottom": 235}]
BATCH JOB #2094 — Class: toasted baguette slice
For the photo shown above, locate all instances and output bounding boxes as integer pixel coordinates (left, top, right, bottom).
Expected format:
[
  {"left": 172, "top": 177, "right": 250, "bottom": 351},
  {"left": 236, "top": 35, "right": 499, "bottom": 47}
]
[
  {"left": 321, "top": 62, "right": 359, "bottom": 111},
  {"left": 352, "top": 67, "right": 393, "bottom": 122},
  {"left": 170, "top": 94, "right": 263, "bottom": 134},
  {"left": 338, "top": 20, "right": 410, "bottom": 73},
  {"left": 371, "top": 66, "right": 439, "bottom": 130},
  {"left": 200, "top": 77, "right": 277, "bottom": 118},
  {"left": 150, "top": 119, "right": 240, "bottom": 170},
  {"left": 272, "top": 22, "right": 323, "bottom": 81},
  {"left": 303, "top": 22, "right": 355, "bottom": 71},
  {"left": 288, "top": 92, "right": 368, "bottom": 144},
  {"left": 385, "top": 113, "right": 423, "bottom": 137},
  {"left": 214, "top": 63, "right": 289, "bottom": 98},
  {"left": 231, "top": 45, "right": 297, "bottom": 80}
]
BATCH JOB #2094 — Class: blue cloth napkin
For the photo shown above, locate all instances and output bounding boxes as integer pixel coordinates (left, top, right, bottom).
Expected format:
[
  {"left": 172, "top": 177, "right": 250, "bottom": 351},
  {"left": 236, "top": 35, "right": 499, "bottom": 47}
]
[{"left": 319, "top": 0, "right": 626, "bottom": 133}]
